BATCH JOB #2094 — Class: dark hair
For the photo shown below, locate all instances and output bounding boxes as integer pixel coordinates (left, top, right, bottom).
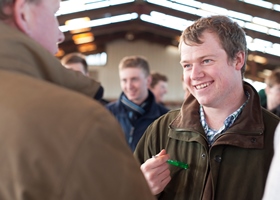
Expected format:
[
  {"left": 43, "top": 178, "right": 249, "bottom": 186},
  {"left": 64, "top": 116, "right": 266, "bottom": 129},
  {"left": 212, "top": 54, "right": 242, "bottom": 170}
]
[
  {"left": 150, "top": 72, "right": 168, "bottom": 88},
  {"left": 179, "top": 15, "right": 248, "bottom": 77},
  {"left": 118, "top": 55, "right": 150, "bottom": 77},
  {"left": 61, "top": 52, "right": 88, "bottom": 73}
]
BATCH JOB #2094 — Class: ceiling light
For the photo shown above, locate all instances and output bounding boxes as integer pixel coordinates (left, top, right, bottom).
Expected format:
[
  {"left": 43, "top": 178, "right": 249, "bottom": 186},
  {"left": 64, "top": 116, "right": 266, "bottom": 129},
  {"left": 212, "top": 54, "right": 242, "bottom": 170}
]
[
  {"left": 252, "top": 17, "right": 279, "bottom": 29},
  {"left": 267, "top": 29, "right": 280, "bottom": 38},
  {"left": 141, "top": 12, "right": 193, "bottom": 31},
  {"left": 253, "top": 38, "right": 272, "bottom": 48},
  {"left": 200, "top": 3, "right": 228, "bottom": 15},
  {"left": 247, "top": 42, "right": 266, "bottom": 52},
  {"left": 86, "top": 52, "right": 107, "bottom": 66},
  {"left": 65, "top": 17, "right": 91, "bottom": 34},
  {"left": 227, "top": 11, "right": 252, "bottom": 22},
  {"left": 60, "top": 13, "right": 138, "bottom": 33},
  {"left": 273, "top": 4, "right": 280, "bottom": 12},
  {"left": 78, "top": 43, "right": 97, "bottom": 53},
  {"left": 173, "top": 0, "right": 202, "bottom": 8},
  {"left": 265, "top": 47, "right": 280, "bottom": 56},
  {"left": 254, "top": 56, "right": 267, "bottom": 65},
  {"left": 57, "top": 0, "right": 135, "bottom": 16},
  {"left": 72, "top": 32, "right": 94, "bottom": 44},
  {"left": 244, "top": 22, "right": 268, "bottom": 34},
  {"left": 239, "top": 0, "right": 273, "bottom": 9},
  {"left": 110, "top": 0, "right": 134, "bottom": 5},
  {"left": 253, "top": 55, "right": 268, "bottom": 64}
]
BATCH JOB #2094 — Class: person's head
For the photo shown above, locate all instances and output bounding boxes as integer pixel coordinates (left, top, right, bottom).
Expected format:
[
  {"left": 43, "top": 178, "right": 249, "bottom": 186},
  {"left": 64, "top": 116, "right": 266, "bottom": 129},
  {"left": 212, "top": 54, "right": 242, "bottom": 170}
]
[
  {"left": 149, "top": 72, "right": 168, "bottom": 103},
  {"left": 0, "top": 0, "right": 64, "bottom": 54},
  {"left": 61, "top": 52, "right": 89, "bottom": 76},
  {"left": 119, "top": 55, "right": 151, "bottom": 105},
  {"left": 179, "top": 15, "right": 247, "bottom": 108},
  {"left": 265, "top": 69, "right": 280, "bottom": 110}
]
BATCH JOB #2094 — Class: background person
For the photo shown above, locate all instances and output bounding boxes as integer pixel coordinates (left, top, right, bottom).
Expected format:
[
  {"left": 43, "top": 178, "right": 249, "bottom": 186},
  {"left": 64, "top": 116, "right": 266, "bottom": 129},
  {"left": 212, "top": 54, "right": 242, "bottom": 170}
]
[
  {"left": 149, "top": 72, "right": 169, "bottom": 106},
  {"left": 106, "top": 55, "right": 169, "bottom": 151},
  {"left": 262, "top": 123, "right": 280, "bottom": 200},
  {"left": 0, "top": 0, "right": 156, "bottom": 199},
  {"left": 264, "top": 68, "right": 280, "bottom": 117},
  {"left": 134, "top": 15, "right": 279, "bottom": 200},
  {"left": 61, "top": 52, "right": 89, "bottom": 76},
  {"left": 61, "top": 52, "right": 108, "bottom": 105}
]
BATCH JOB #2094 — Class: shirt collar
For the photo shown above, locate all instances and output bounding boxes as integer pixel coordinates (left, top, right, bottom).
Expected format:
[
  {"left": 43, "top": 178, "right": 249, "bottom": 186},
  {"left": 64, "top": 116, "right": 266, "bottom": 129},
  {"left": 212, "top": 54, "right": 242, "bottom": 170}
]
[{"left": 200, "top": 91, "right": 250, "bottom": 144}]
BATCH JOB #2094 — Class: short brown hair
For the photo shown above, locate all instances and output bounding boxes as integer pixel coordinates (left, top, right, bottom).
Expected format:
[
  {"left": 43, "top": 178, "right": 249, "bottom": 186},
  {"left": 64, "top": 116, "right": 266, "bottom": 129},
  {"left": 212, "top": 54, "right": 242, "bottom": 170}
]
[
  {"left": 61, "top": 52, "right": 88, "bottom": 73},
  {"left": 179, "top": 15, "right": 247, "bottom": 77},
  {"left": 266, "top": 69, "right": 280, "bottom": 88},
  {"left": 150, "top": 72, "right": 168, "bottom": 88},
  {"left": 118, "top": 55, "right": 150, "bottom": 77}
]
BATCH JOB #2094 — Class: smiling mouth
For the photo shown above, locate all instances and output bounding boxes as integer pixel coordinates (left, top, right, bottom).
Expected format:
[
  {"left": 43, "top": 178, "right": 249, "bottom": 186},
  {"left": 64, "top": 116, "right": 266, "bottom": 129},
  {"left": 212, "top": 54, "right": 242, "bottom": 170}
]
[{"left": 195, "top": 82, "right": 212, "bottom": 90}]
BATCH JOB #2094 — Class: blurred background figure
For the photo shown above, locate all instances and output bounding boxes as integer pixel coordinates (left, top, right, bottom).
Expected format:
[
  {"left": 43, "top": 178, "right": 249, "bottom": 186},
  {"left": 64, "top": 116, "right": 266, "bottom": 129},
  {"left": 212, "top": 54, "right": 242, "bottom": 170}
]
[
  {"left": 61, "top": 52, "right": 89, "bottom": 76},
  {"left": 61, "top": 52, "right": 108, "bottom": 105},
  {"left": 106, "top": 56, "right": 169, "bottom": 151},
  {"left": 264, "top": 69, "right": 280, "bottom": 117},
  {"left": 181, "top": 74, "right": 190, "bottom": 99},
  {"left": 149, "top": 72, "right": 168, "bottom": 106},
  {"left": 258, "top": 88, "right": 267, "bottom": 107},
  {"left": 262, "top": 123, "right": 280, "bottom": 200}
]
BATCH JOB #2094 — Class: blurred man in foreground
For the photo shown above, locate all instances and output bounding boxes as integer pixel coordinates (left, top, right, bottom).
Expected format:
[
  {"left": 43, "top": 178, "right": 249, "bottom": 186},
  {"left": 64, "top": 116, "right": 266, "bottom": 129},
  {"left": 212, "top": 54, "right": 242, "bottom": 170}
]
[{"left": 0, "top": 0, "right": 155, "bottom": 199}]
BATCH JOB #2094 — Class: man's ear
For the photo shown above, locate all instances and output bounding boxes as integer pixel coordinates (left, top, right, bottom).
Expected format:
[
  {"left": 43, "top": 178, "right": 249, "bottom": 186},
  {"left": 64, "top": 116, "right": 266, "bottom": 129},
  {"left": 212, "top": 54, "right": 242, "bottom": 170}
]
[
  {"left": 147, "top": 75, "right": 152, "bottom": 86},
  {"left": 13, "top": 0, "right": 32, "bottom": 35},
  {"left": 234, "top": 51, "right": 246, "bottom": 71}
]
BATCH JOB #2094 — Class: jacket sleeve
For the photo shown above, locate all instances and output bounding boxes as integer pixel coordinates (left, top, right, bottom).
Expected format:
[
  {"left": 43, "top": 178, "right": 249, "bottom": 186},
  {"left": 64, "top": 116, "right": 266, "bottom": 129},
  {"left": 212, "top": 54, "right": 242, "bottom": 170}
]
[{"left": 45, "top": 65, "right": 103, "bottom": 100}]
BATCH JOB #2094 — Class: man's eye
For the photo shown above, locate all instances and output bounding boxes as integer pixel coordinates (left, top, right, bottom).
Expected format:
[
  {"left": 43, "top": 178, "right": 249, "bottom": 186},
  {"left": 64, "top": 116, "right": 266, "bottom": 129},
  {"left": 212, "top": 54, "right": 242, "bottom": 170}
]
[{"left": 203, "top": 59, "right": 211, "bottom": 64}]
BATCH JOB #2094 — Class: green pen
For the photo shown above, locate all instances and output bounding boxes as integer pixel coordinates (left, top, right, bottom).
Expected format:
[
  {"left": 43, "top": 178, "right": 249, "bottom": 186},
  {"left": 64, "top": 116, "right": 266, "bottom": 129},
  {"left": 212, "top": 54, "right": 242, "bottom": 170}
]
[{"left": 167, "top": 159, "right": 189, "bottom": 169}]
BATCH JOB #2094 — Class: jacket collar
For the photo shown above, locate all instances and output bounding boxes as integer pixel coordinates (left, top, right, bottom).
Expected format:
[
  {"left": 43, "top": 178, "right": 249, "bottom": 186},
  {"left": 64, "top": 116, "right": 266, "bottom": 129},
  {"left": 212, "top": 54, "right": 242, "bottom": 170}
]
[
  {"left": 117, "top": 90, "right": 163, "bottom": 118},
  {"left": 170, "top": 82, "right": 264, "bottom": 136}
]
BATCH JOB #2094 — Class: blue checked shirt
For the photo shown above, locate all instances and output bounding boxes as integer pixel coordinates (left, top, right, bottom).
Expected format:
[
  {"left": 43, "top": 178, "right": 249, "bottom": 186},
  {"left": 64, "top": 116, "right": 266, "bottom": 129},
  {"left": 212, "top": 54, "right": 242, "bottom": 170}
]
[{"left": 200, "top": 92, "right": 250, "bottom": 145}]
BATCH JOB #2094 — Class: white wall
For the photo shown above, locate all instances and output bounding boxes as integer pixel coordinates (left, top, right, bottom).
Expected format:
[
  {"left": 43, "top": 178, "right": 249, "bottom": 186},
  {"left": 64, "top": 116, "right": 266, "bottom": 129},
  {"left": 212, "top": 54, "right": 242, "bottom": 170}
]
[{"left": 89, "top": 39, "right": 186, "bottom": 102}]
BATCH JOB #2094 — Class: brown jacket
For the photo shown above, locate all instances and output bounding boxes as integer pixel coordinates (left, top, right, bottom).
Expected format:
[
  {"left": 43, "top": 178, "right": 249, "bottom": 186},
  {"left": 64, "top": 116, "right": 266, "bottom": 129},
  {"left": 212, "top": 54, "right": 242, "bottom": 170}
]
[
  {"left": 135, "top": 82, "right": 279, "bottom": 200},
  {"left": 0, "top": 22, "right": 155, "bottom": 200}
]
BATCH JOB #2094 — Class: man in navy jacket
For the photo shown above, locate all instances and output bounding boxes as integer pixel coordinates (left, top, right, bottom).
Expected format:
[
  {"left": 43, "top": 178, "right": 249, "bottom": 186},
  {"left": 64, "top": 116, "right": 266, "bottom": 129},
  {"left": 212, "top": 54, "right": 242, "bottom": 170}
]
[{"left": 106, "top": 55, "right": 169, "bottom": 151}]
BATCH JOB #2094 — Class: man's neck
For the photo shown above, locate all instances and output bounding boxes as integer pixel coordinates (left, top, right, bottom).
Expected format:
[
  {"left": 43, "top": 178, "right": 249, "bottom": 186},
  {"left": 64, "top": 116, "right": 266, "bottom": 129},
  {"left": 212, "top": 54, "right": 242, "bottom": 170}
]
[{"left": 203, "top": 93, "right": 247, "bottom": 130}]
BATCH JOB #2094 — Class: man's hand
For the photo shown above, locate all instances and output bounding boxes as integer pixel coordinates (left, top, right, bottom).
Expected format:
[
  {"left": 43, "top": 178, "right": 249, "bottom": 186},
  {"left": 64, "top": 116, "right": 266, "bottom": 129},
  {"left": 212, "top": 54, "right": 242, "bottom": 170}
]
[{"left": 140, "top": 149, "right": 171, "bottom": 195}]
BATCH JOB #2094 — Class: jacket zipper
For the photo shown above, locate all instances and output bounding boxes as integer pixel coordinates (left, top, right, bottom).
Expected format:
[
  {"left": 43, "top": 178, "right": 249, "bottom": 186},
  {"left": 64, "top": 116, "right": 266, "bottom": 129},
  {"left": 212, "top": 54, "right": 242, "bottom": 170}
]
[{"left": 128, "top": 126, "right": 135, "bottom": 145}]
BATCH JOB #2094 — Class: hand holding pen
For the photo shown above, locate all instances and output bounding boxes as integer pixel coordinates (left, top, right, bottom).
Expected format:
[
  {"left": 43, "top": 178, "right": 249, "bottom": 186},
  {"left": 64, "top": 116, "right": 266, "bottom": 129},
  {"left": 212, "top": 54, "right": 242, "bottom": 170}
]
[{"left": 140, "top": 149, "right": 171, "bottom": 195}]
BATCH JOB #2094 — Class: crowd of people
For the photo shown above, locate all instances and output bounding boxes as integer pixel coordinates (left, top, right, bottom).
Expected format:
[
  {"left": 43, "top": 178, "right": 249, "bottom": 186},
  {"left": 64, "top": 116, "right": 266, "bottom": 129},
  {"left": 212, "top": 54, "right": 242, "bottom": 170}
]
[{"left": 0, "top": 0, "right": 279, "bottom": 200}]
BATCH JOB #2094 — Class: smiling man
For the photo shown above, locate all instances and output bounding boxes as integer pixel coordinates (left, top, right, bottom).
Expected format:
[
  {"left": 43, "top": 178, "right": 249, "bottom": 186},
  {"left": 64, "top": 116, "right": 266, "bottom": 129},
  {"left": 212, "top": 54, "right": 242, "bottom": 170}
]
[
  {"left": 134, "top": 15, "right": 279, "bottom": 200},
  {"left": 106, "top": 56, "right": 169, "bottom": 151}
]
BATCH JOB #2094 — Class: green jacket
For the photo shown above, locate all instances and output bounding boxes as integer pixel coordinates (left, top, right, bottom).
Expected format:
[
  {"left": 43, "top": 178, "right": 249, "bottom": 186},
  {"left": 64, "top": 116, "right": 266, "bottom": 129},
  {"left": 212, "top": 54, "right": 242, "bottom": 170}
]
[{"left": 135, "top": 82, "right": 280, "bottom": 200}]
